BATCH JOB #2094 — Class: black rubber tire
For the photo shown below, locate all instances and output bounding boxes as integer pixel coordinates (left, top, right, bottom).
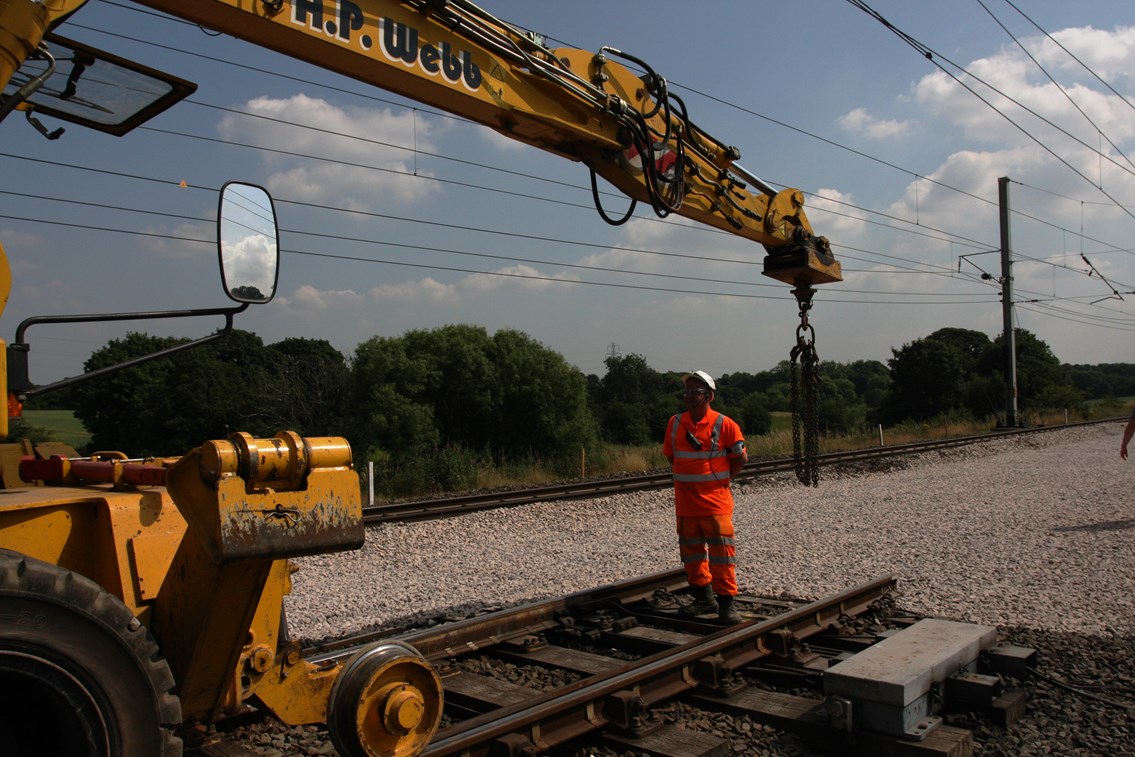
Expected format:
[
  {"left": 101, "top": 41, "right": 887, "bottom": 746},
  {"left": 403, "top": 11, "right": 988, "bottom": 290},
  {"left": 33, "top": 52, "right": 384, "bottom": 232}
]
[{"left": 0, "top": 548, "right": 182, "bottom": 757}]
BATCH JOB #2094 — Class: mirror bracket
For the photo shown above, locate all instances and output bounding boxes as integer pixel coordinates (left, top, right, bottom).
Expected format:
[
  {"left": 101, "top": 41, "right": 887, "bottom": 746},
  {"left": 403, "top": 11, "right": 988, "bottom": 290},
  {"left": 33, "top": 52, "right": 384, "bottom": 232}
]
[{"left": 9, "top": 303, "right": 248, "bottom": 397}]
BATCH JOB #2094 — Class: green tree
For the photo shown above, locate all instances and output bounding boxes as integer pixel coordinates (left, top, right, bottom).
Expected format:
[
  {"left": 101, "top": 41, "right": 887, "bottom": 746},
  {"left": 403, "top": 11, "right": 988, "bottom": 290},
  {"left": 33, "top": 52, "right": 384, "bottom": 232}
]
[
  {"left": 349, "top": 332, "right": 442, "bottom": 463},
  {"left": 846, "top": 359, "right": 891, "bottom": 408},
  {"left": 265, "top": 338, "right": 352, "bottom": 436},
  {"left": 881, "top": 328, "right": 992, "bottom": 424},
  {"left": 594, "top": 353, "right": 666, "bottom": 445},
  {"left": 72, "top": 332, "right": 191, "bottom": 454},
  {"left": 490, "top": 329, "right": 596, "bottom": 460},
  {"left": 978, "top": 329, "right": 1081, "bottom": 416},
  {"left": 736, "top": 393, "right": 772, "bottom": 436},
  {"left": 350, "top": 325, "right": 594, "bottom": 470},
  {"left": 71, "top": 329, "right": 278, "bottom": 455},
  {"left": 816, "top": 375, "right": 868, "bottom": 434}
]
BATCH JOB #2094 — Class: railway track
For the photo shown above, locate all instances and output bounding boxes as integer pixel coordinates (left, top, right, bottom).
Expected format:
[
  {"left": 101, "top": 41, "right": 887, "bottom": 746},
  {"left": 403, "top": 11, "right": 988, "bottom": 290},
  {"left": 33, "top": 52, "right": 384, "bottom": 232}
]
[
  {"left": 364, "top": 418, "right": 1120, "bottom": 524},
  {"left": 289, "top": 569, "right": 1028, "bottom": 756},
  {"left": 204, "top": 423, "right": 1110, "bottom": 756}
]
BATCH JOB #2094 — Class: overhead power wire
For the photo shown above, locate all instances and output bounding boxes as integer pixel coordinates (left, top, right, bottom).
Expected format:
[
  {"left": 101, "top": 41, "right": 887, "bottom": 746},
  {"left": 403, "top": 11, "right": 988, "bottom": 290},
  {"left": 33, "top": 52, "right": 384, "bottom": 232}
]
[
  {"left": 844, "top": 0, "right": 1135, "bottom": 224},
  {"left": 188, "top": 100, "right": 617, "bottom": 203},
  {"left": 196, "top": 100, "right": 1135, "bottom": 274},
  {"left": 1013, "top": 179, "right": 1135, "bottom": 209},
  {"left": 1018, "top": 302, "right": 1135, "bottom": 333},
  {"left": 192, "top": 96, "right": 1002, "bottom": 256},
  {"left": 0, "top": 149, "right": 996, "bottom": 300},
  {"left": 36, "top": 4, "right": 1135, "bottom": 315},
  {"left": 999, "top": 0, "right": 1135, "bottom": 117},
  {"left": 0, "top": 182, "right": 1001, "bottom": 302},
  {"left": 140, "top": 120, "right": 1020, "bottom": 274},
  {"left": 0, "top": 198, "right": 995, "bottom": 305},
  {"left": 1009, "top": 180, "right": 1135, "bottom": 258},
  {"left": 0, "top": 150, "right": 1110, "bottom": 310},
  {"left": 74, "top": 8, "right": 1132, "bottom": 268},
  {"left": 279, "top": 244, "right": 1001, "bottom": 306},
  {"left": 976, "top": 0, "right": 1135, "bottom": 174},
  {"left": 66, "top": 13, "right": 1009, "bottom": 259}
]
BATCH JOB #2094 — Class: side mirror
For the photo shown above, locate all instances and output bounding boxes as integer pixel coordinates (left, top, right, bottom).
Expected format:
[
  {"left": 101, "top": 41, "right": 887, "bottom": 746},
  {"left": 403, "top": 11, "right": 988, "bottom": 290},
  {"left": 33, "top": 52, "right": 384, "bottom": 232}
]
[{"left": 218, "top": 181, "right": 279, "bottom": 304}]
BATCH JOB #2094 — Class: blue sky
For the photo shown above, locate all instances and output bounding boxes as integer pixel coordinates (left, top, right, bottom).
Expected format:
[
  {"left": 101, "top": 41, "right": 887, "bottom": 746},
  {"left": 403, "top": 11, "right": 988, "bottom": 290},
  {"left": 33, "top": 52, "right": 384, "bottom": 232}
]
[{"left": 2, "top": 0, "right": 1134, "bottom": 387}]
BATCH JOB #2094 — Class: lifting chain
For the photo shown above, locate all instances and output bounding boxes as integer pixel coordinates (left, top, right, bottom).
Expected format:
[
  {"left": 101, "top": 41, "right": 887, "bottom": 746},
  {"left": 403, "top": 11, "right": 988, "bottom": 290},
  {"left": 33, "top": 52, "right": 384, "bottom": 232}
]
[{"left": 789, "top": 283, "right": 821, "bottom": 487}]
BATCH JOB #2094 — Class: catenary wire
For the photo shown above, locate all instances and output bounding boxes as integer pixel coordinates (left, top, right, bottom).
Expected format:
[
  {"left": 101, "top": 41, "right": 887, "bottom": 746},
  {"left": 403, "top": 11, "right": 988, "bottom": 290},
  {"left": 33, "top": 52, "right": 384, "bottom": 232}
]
[
  {"left": 844, "top": 0, "right": 1135, "bottom": 224},
  {"left": 977, "top": 0, "right": 1135, "bottom": 174},
  {"left": 17, "top": 3, "right": 1135, "bottom": 317},
  {"left": 69, "top": 7, "right": 1135, "bottom": 268},
  {"left": 0, "top": 186, "right": 998, "bottom": 301}
]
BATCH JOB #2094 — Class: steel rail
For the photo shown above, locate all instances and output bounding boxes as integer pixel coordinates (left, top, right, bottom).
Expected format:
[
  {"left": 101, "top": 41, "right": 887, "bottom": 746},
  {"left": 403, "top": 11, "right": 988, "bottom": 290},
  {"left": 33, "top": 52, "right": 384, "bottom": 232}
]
[
  {"left": 364, "top": 417, "right": 1120, "bottom": 524},
  {"left": 304, "top": 568, "right": 897, "bottom": 756},
  {"left": 303, "top": 568, "right": 695, "bottom": 662},
  {"left": 419, "top": 573, "right": 896, "bottom": 755}
]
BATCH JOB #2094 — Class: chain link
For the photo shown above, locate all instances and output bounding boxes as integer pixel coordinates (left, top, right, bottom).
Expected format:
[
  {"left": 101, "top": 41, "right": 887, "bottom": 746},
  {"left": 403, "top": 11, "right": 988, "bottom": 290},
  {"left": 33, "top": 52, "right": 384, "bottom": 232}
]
[
  {"left": 789, "top": 339, "right": 803, "bottom": 483},
  {"left": 789, "top": 284, "right": 822, "bottom": 487}
]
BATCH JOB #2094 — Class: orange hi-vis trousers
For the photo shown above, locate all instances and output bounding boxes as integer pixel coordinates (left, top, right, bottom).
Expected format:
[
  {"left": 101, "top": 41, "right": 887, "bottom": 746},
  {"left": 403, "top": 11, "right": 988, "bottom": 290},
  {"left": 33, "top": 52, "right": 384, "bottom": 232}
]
[{"left": 677, "top": 514, "right": 737, "bottom": 596}]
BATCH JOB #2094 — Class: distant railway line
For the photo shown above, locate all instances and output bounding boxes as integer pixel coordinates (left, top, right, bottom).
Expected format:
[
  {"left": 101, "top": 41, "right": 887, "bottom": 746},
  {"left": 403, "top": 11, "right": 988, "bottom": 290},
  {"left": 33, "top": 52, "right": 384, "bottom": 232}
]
[{"left": 363, "top": 418, "right": 1120, "bottom": 524}]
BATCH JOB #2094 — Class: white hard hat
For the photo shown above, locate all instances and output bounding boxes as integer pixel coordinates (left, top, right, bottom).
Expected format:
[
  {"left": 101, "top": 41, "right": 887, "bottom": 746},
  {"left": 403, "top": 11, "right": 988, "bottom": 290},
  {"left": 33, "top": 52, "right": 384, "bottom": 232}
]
[{"left": 684, "top": 370, "right": 716, "bottom": 391}]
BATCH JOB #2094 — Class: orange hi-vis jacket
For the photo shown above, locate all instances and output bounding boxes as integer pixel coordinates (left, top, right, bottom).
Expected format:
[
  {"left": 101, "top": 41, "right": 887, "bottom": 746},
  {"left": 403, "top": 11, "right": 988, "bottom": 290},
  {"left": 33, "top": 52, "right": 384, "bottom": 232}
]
[{"left": 663, "top": 408, "right": 745, "bottom": 517}]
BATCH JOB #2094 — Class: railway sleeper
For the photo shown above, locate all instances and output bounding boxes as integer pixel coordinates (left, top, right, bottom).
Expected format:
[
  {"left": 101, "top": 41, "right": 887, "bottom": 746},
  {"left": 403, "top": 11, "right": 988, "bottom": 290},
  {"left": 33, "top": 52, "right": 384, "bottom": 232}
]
[
  {"left": 333, "top": 572, "right": 1041, "bottom": 755},
  {"left": 705, "top": 619, "right": 1036, "bottom": 755},
  {"left": 603, "top": 724, "right": 731, "bottom": 757},
  {"left": 688, "top": 688, "right": 976, "bottom": 757}
]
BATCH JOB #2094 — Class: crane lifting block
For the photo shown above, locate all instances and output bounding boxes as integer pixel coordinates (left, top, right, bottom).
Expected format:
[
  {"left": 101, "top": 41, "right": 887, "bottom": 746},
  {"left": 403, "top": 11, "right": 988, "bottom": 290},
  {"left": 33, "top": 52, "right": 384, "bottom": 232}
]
[
  {"left": 823, "top": 618, "right": 998, "bottom": 741},
  {"left": 762, "top": 246, "right": 843, "bottom": 287}
]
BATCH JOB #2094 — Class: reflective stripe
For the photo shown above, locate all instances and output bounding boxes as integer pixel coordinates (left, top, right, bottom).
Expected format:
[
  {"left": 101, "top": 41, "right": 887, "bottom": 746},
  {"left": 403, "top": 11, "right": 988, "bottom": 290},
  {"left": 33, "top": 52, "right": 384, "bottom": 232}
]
[
  {"left": 674, "top": 472, "right": 730, "bottom": 482},
  {"left": 673, "top": 449, "right": 728, "bottom": 459},
  {"left": 669, "top": 414, "right": 724, "bottom": 454},
  {"left": 705, "top": 536, "right": 734, "bottom": 547},
  {"left": 708, "top": 554, "right": 736, "bottom": 565}
]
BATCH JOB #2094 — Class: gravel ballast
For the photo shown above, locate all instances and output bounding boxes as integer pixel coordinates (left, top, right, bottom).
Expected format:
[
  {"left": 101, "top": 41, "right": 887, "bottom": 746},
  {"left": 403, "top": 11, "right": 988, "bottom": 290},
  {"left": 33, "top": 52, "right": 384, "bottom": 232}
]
[
  {"left": 228, "top": 423, "right": 1135, "bottom": 756},
  {"left": 288, "top": 422, "right": 1135, "bottom": 640}
]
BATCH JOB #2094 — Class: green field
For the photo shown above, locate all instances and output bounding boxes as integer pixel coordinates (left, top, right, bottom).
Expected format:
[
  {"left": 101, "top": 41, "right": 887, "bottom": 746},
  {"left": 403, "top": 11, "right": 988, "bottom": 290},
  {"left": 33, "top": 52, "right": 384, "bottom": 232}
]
[{"left": 21, "top": 409, "right": 91, "bottom": 450}]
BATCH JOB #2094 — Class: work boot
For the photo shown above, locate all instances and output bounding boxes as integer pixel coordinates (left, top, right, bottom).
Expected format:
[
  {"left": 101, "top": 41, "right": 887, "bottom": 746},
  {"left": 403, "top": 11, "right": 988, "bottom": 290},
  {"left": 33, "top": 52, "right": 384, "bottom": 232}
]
[
  {"left": 679, "top": 584, "right": 717, "bottom": 616},
  {"left": 717, "top": 594, "right": 742, "bottom": 623}
]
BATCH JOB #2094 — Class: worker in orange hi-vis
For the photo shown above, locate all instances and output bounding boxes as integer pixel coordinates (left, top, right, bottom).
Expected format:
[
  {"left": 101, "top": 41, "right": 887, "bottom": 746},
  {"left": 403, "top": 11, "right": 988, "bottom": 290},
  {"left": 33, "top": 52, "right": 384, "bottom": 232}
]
[{"left": 663, "top": 370, "right": 748, "bottom": 623}]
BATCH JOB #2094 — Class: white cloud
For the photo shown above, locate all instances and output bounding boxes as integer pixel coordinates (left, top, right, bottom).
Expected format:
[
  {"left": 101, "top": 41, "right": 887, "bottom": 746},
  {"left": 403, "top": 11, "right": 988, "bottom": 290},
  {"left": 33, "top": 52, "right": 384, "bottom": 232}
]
[
  {"left": 362, "top": 264, "right": 577, "bottom": 307},
  {"left": 0, "top": 228, "right": 42, "bottom": 249},
  {"left": 217, "top": 94, "right": 444, "bottom": 209},
  {"left": 16, "top": 278, "right": 78, "bottom": 310},
  {"left": 807, "top": 188, "right": 870, "bottom": 241},
  {"left": 912, "top": 26, "right": 1135, "bottom": 159},
  {"left": 460, "top": 264, "right": 576, "bottom": 294},
  {"left": 368, "top": 277, "right": 455, "bottom": 303},
  {"left": 280, "top": 284, "right": 366, "bottom": 312},
  {"left": 1038, "top": 25, "right": 1135, "bottom": 85},
  {"left": 838, "top": 107, "right": 913, "bottom": 139}
]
